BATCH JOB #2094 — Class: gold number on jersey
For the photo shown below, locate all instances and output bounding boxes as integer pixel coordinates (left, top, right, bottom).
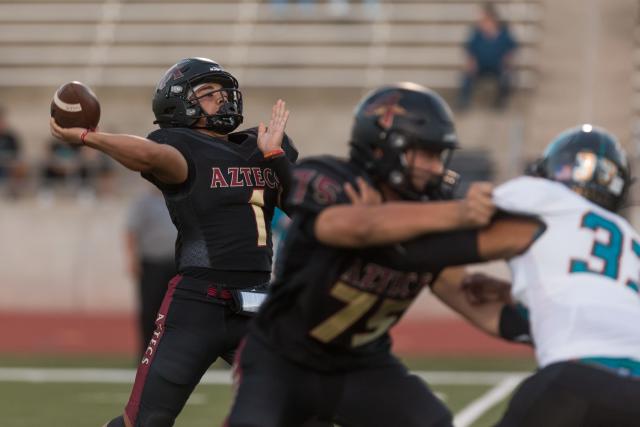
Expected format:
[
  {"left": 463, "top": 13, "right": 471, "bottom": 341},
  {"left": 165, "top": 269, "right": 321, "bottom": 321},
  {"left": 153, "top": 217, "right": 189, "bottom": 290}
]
[
  {"left": 310, "top": 281, "right": 377, "bottom": 344},
  {"left": 352, "top": 297, "right": 412, "bottom": 347},
  {"left": 250, "top": 189, "right": 267, "bottom": 247},
  {"left": 310, "top": 281, "right": 412, "bottom": 347}
]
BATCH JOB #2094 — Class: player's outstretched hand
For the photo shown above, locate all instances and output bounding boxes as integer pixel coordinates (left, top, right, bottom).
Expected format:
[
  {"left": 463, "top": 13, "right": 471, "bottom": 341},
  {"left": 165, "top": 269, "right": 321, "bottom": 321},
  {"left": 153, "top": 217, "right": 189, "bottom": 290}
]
[
  {"left": 49, "top": 117, "right": 88, "bottom": 146},
  {"left": 461, "top": 272, "right": 512, "bottom": 305},
  {"left": 344, "top": 177, "right": 382, "bottom": 205},
  {"left": 460, "top": 182, "right": 495, "bottom": 227},
  {"left": 258, "top": 99, "right": 290, "bottom": 154}
]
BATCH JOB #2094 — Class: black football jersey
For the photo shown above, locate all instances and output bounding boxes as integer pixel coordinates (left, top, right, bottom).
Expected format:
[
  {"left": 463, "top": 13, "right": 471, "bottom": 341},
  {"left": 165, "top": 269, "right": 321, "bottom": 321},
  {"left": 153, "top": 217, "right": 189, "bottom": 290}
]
[
  {"left": 143, "top": 127, "right": 297, "bottom": 282},
  {"left": 251, "top": 155, "right": 481, "bottom": 371}
]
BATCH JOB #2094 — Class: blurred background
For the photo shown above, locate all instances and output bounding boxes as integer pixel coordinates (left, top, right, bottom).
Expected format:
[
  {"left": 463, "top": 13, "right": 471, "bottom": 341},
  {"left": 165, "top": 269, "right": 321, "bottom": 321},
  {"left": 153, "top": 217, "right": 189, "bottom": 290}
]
[{"left": 0, "top": 1, "right": 638, "bottom": 423}]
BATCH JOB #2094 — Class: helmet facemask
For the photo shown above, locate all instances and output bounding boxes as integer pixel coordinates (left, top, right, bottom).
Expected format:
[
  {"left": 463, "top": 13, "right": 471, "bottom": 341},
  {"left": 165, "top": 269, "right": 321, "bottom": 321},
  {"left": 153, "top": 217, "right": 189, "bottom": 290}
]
[
  {"left": 376, "top": 131, "right": 459, "bottom": 201},
  {"left": 185, "top": 80, "right": 243, "bottom": 135}
]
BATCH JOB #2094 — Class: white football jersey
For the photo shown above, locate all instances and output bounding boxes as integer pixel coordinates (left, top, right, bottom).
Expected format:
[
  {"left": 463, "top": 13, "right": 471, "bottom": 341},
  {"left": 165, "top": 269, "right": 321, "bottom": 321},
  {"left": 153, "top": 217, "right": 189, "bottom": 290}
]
[{"left": 494, "top": 176, "right": 640, "bottom": 367}]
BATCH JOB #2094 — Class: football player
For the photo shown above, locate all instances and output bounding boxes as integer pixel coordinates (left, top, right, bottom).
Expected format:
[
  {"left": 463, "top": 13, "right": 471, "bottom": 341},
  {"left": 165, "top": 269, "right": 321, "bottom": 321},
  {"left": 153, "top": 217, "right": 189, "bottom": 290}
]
[
  {"left": 51, "top": 57, "right": 297, "bottom": 427},
  {"left": 224, "top": 82, "right": 497, "bottom": 427},
  {"left": 436, "top": 125, "right": 640, "bottom": 426}
]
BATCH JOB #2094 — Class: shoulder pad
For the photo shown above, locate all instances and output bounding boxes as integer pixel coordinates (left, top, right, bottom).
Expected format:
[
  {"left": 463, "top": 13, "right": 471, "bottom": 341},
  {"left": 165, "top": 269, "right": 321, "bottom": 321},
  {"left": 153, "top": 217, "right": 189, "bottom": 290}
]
[
  {"left": 297, "top": 155, "right": 366, "bottom": 183},
  {"left": 288, "top": 156, "right": 365, "bottom": 213},
  {"left": 494, "top": 176, "right": 582, "bottom": 216}
]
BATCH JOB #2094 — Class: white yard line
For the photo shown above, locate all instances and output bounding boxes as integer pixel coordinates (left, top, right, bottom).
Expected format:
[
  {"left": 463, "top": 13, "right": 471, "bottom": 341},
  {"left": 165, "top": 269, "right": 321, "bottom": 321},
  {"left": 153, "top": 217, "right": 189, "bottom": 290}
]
[
  {"left": 0, "top": 368, "right": 232, "bottom": 384},
  {"left": 453, "top": 375, "right": 527, "bottom": 427},
  {"left": 0, "top": 368, "right": 529, "bottom": 386},
  {"left": 0, "top": 367, "right": 528, "bottom": 425}
]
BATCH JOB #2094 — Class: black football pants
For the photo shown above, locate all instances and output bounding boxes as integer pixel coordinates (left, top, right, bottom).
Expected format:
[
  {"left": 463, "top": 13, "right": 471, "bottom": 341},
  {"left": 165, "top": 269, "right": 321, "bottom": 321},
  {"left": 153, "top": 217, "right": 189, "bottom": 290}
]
[
  {"left": 225, "top": 334, "right": 453, "bottom": 427},
  {"left": 496, "top": 361, "right": 640, "bottom": 427},
  {"left": 124, "top": 275, "right": 248, "bottom": 427}
]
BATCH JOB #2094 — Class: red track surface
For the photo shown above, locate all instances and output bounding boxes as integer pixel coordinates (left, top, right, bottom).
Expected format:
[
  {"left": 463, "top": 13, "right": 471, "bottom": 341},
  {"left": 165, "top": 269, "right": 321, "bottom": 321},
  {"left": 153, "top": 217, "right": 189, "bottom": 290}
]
[{"left": 0, "top": 312, "right": 532, "bottom": 357}]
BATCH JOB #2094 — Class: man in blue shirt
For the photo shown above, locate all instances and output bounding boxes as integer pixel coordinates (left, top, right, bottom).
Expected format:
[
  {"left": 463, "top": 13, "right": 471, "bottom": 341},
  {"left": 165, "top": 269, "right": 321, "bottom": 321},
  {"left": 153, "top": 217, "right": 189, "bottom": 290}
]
[{"left": 458, "top": 3, "right": 519, "bottom": 110}]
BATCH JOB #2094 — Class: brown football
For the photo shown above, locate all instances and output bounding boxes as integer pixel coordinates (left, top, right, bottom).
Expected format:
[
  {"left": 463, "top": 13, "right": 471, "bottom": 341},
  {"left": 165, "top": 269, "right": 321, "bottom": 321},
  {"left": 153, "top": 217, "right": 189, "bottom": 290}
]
[{"left": 50, "top": 81, "right": 101, "bottom": 129}]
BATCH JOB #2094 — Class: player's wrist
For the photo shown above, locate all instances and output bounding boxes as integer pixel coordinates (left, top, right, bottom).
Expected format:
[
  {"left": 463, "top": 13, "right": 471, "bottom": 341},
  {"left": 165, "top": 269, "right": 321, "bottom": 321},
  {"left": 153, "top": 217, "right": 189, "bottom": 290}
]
[
  {"left": 80, "top": 128, "right": 95, "bottom": 145},
  {"left": 263, "top": 148, "right": 285, "bottom": 160},
  {"left": 499, "top": 304, "right": 533, "bottom": 345}
]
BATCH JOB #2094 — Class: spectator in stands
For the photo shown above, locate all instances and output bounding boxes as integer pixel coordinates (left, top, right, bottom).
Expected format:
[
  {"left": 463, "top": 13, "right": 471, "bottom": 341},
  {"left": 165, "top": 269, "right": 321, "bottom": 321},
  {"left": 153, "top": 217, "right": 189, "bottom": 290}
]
[
  {"left": 40, "top": 140, "right": 115, "bottom": 200},
  {"left": 0, "top": 106, "right": 28, "bottom": 198},
  {"left": 125, "top": 183, "right": 176, "bottom": 359},
  {"left": 328, "top": 0, "right": 380, "bottom": 17},
  {"left": 40, "top": 139, "right": 89, "bottom": 193},
  {"left": 80, "top": 147, "right": 117, "bottom": 197},
  {"left": 457, "top": 2, "right": 519, "bottom": 110},
  {"left": 270, "top": 0, "right": 379, "bottom": 17},
  {"left": 269, "top": 0, "right": 315, "bottom": 14}
]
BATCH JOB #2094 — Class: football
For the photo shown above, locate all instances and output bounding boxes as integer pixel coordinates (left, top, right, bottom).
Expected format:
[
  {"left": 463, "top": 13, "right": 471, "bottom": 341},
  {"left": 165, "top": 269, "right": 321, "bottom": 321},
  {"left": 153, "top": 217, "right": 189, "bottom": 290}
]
[{"left": 50, "top": 81, "right": 101, "bottom": 129}]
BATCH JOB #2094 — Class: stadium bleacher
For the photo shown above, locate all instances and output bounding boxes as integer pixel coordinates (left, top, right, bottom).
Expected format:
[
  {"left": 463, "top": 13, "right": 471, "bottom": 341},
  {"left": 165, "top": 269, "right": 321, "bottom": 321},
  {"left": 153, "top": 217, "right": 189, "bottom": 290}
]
[{"left": 0, "top": 1, "right": 541, "bottom": 88}]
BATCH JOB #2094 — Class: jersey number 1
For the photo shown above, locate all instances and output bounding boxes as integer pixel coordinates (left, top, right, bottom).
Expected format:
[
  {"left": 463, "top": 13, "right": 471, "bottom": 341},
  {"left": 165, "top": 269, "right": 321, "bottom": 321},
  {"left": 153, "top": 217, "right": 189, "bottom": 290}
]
[{"left": 250, "top": 189, "right": 267, "bottom": 247}]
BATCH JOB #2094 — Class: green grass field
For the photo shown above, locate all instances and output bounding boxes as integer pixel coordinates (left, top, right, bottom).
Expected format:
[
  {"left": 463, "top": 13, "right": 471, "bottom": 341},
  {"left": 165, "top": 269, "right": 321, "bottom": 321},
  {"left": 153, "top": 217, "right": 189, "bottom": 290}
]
[{"left": 0, "top": 355, "right": 536, "bottom": 427}]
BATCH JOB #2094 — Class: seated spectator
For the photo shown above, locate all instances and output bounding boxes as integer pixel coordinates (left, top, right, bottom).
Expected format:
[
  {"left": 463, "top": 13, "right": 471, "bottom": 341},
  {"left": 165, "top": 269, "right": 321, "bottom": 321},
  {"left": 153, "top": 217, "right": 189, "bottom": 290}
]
[
  {"left": 40, "top": 139, "right": 90, "bottom": 199},
  {"left": 80, "top": 147, "right": 117, "bottom": 197},
  {"left": 327, "top": 0, "right": 379, "bottom": 18},
  {"left": 457, "top": 2, "right": 519, "bottom": 110},
  {"left": 269, "top": 0, "right": 315, "bottom": 14},
  {"left": 0, "top": 106, "right": 28, "bottom": 198},
  {"left": 40, "top": 139, "right": 116, "bottom": 200},
  {"left": 269, "top": 0, "right": 378, "bottom": 17}
]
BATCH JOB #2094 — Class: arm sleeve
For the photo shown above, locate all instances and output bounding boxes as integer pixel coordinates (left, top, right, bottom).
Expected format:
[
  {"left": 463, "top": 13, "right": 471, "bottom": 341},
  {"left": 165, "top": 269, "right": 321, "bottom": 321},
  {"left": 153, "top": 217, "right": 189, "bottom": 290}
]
[
  {"left": 140, "top": 129, "right": 195, "bottom": 195},
  {"left": 362, "top": 229, "right": 482, "bottom": 273},
  {"left": 499, "top": 304, "right": 533, "bottom": 345}
]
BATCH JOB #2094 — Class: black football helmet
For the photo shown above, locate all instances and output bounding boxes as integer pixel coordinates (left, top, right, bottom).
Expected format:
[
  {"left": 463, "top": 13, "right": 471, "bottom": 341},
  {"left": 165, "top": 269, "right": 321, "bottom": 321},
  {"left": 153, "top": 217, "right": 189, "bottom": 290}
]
[
  {"left": 349, "top": 82, "right": 460, "bottom": 200},
  {"left": 530, "top": 124, "right": 630, "bottom": 212},
  {"left": 152, "top": 57, "right": 243, "bottom": 134}
]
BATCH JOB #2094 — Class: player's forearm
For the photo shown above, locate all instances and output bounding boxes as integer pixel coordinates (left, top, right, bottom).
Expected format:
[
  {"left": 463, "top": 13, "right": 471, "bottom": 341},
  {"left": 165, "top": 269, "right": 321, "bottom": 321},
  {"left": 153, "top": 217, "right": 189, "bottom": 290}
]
[
  {"left": 82, "top": 132, "right": 163, "bottom": 173},
  {"left": 432, "top": 270, "right": 501, "bottom": 336},
  {"left": 315, "top": 200, "right": 469, "bottom": 247},
  {"left": 460, "top": 302, "right": 502, "bottom": 337}
]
